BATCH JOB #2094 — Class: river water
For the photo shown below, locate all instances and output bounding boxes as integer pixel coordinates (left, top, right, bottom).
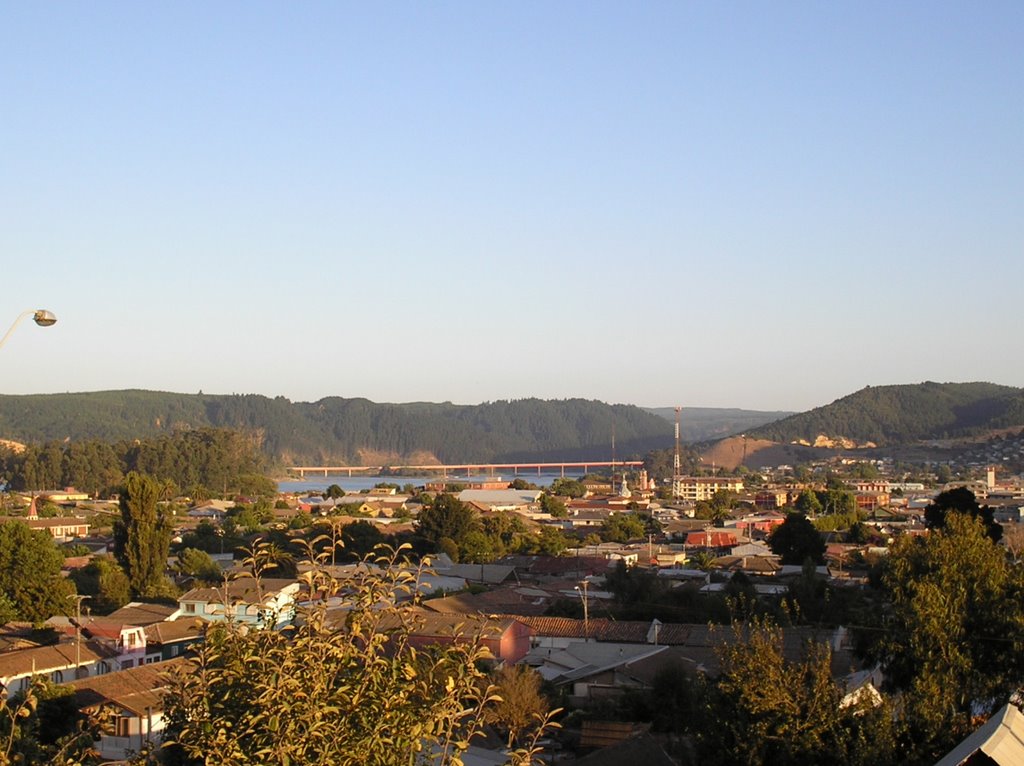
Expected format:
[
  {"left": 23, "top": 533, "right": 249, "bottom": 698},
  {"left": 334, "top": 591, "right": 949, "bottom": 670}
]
[{"left": 276, "top": 471, "right": 587, "bottom": 494}]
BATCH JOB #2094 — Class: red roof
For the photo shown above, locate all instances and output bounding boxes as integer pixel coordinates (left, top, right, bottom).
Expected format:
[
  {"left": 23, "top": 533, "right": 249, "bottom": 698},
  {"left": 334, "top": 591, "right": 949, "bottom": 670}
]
[{"left": 685, "top": 531, "right": 737, "bottom": 547}]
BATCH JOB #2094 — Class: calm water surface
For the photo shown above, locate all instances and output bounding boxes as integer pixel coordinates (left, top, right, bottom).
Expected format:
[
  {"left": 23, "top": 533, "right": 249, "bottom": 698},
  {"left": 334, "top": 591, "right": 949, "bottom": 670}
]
[{"left": 276, "top": 472, "right": 586, "bottom": 493}]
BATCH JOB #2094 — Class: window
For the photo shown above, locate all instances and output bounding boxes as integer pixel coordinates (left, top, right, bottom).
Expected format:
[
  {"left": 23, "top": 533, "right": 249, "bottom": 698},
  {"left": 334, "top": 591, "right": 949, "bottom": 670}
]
[{"left": 184, "top": 603, "right": 196, "bottom": 614}]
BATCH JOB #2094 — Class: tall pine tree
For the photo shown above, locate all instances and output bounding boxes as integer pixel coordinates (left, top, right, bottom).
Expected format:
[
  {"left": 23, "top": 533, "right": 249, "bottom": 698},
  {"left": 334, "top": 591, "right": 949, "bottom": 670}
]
[{"left": 114, "top": 471, "right": 173, "bottom": 597}]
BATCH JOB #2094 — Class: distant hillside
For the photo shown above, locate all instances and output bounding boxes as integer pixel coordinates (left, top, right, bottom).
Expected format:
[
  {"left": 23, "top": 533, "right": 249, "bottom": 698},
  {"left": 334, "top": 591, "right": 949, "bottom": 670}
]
[
  {"left": 747, "top": 382, "right": 1024, "bottom": 447},
  {"left": 645, "top": 407, "right": 793, "bottom": 443},
  {"left": 0, "top": 390, "right": 673, "bottom": 465}
]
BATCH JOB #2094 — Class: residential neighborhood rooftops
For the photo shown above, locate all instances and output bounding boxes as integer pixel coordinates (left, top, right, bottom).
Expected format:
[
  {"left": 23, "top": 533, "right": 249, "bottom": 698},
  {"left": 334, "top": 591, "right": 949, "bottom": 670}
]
[
  {"left": 106, "top": 602, "right": 179, "bottom": 626},
  {"left": 178, "top": 578, "right": 300, "bottom": 604},
  {"left": 69, "top": 658, "right": 187, "bottom": 716},
  {"left": 0, "top": 641, "right": 115, "bottom": 681}
]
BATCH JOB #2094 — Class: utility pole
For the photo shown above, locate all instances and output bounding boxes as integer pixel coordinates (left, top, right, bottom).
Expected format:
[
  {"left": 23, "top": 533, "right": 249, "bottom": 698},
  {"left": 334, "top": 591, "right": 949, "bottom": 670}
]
[
  {"left": 68, "top": 594, "right": 91, "bottom": 676},
  {"left": 575, "top": 581, "right": 589, "bottom": 640}
]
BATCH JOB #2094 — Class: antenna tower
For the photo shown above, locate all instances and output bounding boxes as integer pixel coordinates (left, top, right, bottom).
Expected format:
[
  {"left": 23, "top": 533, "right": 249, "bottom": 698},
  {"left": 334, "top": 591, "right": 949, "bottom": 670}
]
[{"left": 673, "top": 406, "right": 682, "bottom": 501}]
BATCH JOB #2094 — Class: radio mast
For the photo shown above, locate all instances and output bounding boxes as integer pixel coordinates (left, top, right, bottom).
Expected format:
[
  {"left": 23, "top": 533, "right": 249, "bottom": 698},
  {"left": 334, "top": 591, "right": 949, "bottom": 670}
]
[{"left": 673, "top": 406, "right": 682, "bottom": 502}]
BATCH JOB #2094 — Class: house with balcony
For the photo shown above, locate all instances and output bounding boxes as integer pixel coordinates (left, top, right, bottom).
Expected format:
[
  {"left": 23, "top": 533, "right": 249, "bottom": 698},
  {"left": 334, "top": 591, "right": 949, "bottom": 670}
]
[
  {"left": 78, "top": 620, "right": 148, "bottom": 670},
  {"left": 69, "top": 658, "right": 186, "bottom": 762}
]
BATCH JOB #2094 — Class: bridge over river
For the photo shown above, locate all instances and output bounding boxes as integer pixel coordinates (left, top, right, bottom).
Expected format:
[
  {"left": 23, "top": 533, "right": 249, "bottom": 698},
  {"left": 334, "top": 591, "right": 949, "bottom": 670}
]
[{"left": 287, "top": 460, "right": 643, "bottom": 478}]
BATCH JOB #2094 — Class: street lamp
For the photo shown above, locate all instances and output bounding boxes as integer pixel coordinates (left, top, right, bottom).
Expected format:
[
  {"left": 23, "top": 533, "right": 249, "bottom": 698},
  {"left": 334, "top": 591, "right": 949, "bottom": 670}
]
[{"left": 0, "top": 309, "right": 58, "bottom": 350}]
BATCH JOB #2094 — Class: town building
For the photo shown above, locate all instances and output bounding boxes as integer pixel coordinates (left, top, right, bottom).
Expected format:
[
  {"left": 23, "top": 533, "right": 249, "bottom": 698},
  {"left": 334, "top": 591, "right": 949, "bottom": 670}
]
[{"left": 671, "top": 477, "right": 744, "bottom": 502}]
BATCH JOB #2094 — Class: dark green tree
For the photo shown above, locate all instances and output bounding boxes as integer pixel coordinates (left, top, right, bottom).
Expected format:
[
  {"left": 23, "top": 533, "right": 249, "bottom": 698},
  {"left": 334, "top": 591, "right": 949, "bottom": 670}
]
[
  {"left": 768, "top": 513, "right": 826, "bottom": 565},
  {"left": 68, "top": 558, "right": 131, "bottom": 614},
  {"left": 923, "top": 486, "right": 1001, "bottom": 543},
  {"left": 878, "top": 512, "right": 1024, "bottom": 762},
  {"left": 341, "top": 520, "right": 385, "bottom": 559},
  {"left": 176, "top": 548, "right": 222, "bottom": 583},
  {"left": 0, "top": 522, "right": 75, "bottom": 623},
  {"left": 114, "top": 471, "right": 173, "bottom": 597},
  {"left": 539, "top": 493, "right": 567, "bottom": 518},
  {"left": 415, "top": 494, "right": 479, "bottom": 550},
  {"left": 600, "top": 513, "right": 645, "bottom": 543},
  {"left": 532, "top": 525, "right": 570, "bottom": 556},
  {"left": 794, "top": 489, "right": 823, "bottom": 515},
  {"left": 548, "top": 478, "right": 586, "bottom": 498},
  {"left": 695, "top": 616, "right": 896, "bottom": 765}
]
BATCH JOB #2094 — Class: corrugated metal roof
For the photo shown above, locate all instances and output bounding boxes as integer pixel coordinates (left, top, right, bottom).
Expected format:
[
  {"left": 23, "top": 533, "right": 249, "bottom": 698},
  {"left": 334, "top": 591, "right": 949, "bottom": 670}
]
[{"left": 936, "top": 703, "right": 1024, "bottom": 766}]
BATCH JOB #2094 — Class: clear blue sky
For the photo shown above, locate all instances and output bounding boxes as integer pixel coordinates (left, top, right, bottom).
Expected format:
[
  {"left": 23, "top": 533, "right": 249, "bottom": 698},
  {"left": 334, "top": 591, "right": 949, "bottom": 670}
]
[{"left": 2, "top": 2, "right": 1021, "bottom": 412}]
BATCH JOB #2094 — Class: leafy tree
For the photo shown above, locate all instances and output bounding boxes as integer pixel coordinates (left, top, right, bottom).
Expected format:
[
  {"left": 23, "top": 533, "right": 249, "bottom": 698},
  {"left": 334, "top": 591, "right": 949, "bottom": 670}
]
[
  {"left": 852, "top": 462, "right": 880, "bottom": 480},
  {"left": 416, "top": 494, "right": 479, "bottom": 551},
  {"left": 248, "top": 540, "right": 298, "bottom": 579},
  {"left": 695, "top": 616, "right": 895, "bottom": 765},
  {"left": 69, "top": 557, "right": 131, "bottom": 614},
  {"left": 114, "top": 471, "right": 174, "bottom": 597},
  {"left": 600, "top": 513, "right": 645, "bottom": 543},
  {"left": 179, "top": 520, "right": 234, "bottom": 555},
  {"left": 340, "top": 520, "right": 385, "bottom": 559},
  {"left": 539, "top": 493, "right": 567, "bottom": 518},
  {"left": 236, "top": 473, "right": 277, "bottom": 497},
  {"left": 923, "top": 486, "right": 1001, "bottom": 543},
  {"left": 0, "top": 595, "right": 17, "bottom": 627},
  {"left": 162, "top": 546, "right": 555, "bottom": 766},
  {"left": 532, "top": 525, "right": 570, "bottom": 556},
  {"left": 0, "top": 522, "right": 75, "bottom": 622},
  {"left": 461, "top": 530, "right": 500, "bottom": 564},
  {"left": 0, "top": 678, "right": 100, "bottom": 765},
  {"left": 176, "top": 548, "right": 222, "bottom": 583},
  {"left": 821, "top": 488, "right": 858, "bottom": 516},
  {"left": 482, "top": 665, "right": 551, "bottom": 747},
  {"left": 878, "top": 512, "right": 1024, "bottom": 762},
  {"left": 768, "top": 513, "right": 825, "bottom": 565},
  {"left": 793, "top": 489, "right": 822, "bottom": 515},
  {"left": 548, "top": 478, "right": 586, "bottom": 499},
  {"left": 324, "top": 484, "right": 345, "bottom": 499},
  {"left": 36, "top": 502, "right": 61, "bottom": 519}
]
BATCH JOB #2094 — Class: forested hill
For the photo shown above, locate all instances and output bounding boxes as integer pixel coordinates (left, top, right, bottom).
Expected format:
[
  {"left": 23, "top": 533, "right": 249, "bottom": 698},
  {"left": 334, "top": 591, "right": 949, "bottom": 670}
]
[
  {"left": 747, "top": 382, "right": 1024, "bottom": 446},
  {"left": 0, "top": 390, "right": 674, "bottom": 465}
]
